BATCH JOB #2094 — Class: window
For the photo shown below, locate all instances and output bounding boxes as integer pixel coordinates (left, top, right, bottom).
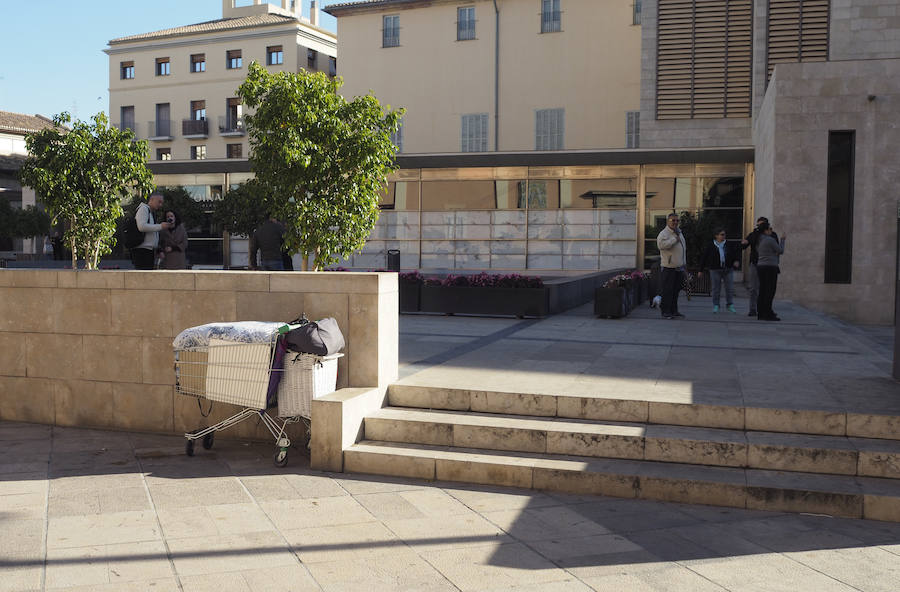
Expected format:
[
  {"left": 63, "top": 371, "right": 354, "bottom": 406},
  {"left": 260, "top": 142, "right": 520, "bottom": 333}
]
[
  {"left": 541, "top": 0, "right": 561, "bottom": 33},
  {"left": 461, "top": 113, "right": 488, "bottom": 152},
  {"left": 458, "top": 6, "right": 476, "bottom": 40},
  {"left": 390, "top": 121, "right": 403, "bottom": 153},
  {"left": 227, "top": 143, "right": 243, "bottom": 159},
  {"left": 120, "top": 106, "right": 135, "bottom": 133},
  {"left": 191, "top": 145, "right": 207, "bottom": 160},
  {"left": 767, "top": 0, "right": 829, "bottom": 82},
  {"left": 156, "top": 148, "right": 172, "bottom": 161},
  {"left": 267, "top": 45, "right": 284, "bottom": 65},
  {"left": 825, "top": 131, "right": 855, "bottom": 283},
  {"left": 155, "top": 57, "right": 170, "bottom": 76},
  {"left": 626, "top": 111, "right": 640, "bottom": 148},
  {"left": 120, "top": 61, "right": 134, "bottom": 79},
  {"left": 328, "top": 56, "right": 337, "bottom": 77},
  {"left": 633, "top": 0, "right": 642, "bottom": 25},
  {"left": 307, "top": 48, "right": 317, "bottom": 70},
  {"left": 155, "top": 103, "right": 171, "bottom": 137},
  {"left": 535, "top": 108, "right": 564, "bottom": 150},
  {"left": 226, "top": 49, "right": 242, "bottom": 69},
  {"left": 191, "top": 100, "right": 206, "bottom": 121},
  {"left": 190, "top": 53, "right": 206, "bottom": 73},
  {"left": 383, "top": 15, "right": 400, "bottom": 47},
  {"left": 656, "top": 0, "right": 752, "bottom": 119}
]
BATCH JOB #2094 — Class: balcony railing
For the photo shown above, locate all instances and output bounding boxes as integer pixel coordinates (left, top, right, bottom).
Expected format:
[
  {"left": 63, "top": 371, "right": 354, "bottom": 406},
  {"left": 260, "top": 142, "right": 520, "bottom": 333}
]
[
  {"left": 182, "top": 118, "right": 209, "bottom": 138},
  {"left": 218, "top": 115, "right": 244, "bottom": 136},
  {"left": 148, "top": 120, "right": 173, "bottom": 140},
  {"left": 115, "top": 122, "right": 137, "bottom": 135}
]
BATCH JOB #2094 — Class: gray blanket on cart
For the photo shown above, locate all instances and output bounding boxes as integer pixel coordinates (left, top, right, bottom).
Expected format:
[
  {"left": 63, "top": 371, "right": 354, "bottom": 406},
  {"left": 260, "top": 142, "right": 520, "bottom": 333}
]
[{"left": 173, "top": 321, "right": 286, "bottom": 350}]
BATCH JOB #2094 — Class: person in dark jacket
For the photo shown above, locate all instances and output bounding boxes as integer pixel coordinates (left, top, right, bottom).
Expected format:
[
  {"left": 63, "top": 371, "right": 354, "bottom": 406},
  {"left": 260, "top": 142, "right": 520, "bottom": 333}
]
[
  {"left": 159, "top": 210, "right": 188, "bottom": 269},
  {"left": 755, "top": 221, "right": 786, "bottom": 321},
  {"left": 249, "top": 215, "right": 286, "bottom": 271},
  {"left": 741, "top": 217, "right": 778, "bottom": 316},
  {"left": 698, "top": 228, "right": 740, "bottom": 313}
]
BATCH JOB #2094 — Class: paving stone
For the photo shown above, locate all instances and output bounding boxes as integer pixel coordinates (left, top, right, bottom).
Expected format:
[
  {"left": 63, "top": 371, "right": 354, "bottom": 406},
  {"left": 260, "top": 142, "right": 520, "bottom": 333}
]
[
  {"left": 47, "top": 510, "right": 161, "bottom": 549},
  {"left": 304, "top": 548, "right": 456, "bottom": 592},
  {"left": 283, "top": 521, "right": 405, "bottom": 563},
  {"left": 581, "top": 565, "right": 731, "bottom": 592},
  {"left": 482, "top": 505, "right": 612, "bottom": 542},
  {"left": 382, "top": 514, "right": 511, "bottom": 552},
  {"left": 683, "top": 552, "right": 862, "bottom": 591},
  {"left": 166, "top": 531, "right": 296, "bottom": 577},
  {"left": 259, "top": 495, "right": 376, "bottom": 530}
]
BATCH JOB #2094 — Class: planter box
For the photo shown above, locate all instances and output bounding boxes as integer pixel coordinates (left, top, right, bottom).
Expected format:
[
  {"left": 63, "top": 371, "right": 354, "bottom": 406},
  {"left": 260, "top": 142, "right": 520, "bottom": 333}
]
[
  {"left": 399, "top": 282, "right": 421, "bottom": 313},
  {"left": 594, "top": 287, "right": 628, "bottom": 318},
  {"left": 420, "top": 285, "right": 549, "bottom": 318}
]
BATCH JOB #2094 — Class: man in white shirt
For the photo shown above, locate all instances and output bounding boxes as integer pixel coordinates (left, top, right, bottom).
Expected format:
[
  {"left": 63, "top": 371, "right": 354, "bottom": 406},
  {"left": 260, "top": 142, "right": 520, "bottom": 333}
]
[
  {"left": 656, "top": 213, "right": 687, "bottom": 319},
  {"left": 132, "top": 193, "right": 171, "bottom": 270}
]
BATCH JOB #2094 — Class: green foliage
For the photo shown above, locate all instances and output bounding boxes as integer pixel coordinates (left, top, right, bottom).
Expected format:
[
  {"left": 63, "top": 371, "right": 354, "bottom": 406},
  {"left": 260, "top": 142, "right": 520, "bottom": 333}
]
[
  {"left": 238, "top": 61, "right": 403, "bottom": 270},
  {"left": 17, "top": 112, "right": 153, "bottom": 269},
  {"left": 213, "top": 180, "right": 271, "bottom": 237},
  {"left": 679, "top": 210, "right": 728, "bottom": 268},
  {"left": 121, "top": 186, "right": 205, "bottom": 231}
]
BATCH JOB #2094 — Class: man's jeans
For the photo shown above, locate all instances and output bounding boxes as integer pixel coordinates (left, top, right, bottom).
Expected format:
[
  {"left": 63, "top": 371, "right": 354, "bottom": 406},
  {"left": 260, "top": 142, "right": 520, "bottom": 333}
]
[
  {"left": 710, "top": 268, "right": 734, "bottom": 307},
  {"left": 747, "top": 263, "right": 759, "bottom": 313}
]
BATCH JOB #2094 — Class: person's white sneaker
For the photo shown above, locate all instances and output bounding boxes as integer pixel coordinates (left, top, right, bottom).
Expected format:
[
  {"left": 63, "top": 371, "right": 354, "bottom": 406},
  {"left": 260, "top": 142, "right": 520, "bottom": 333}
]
[{"left": 650, "top": 295, "right": 662, "bottom": 309}]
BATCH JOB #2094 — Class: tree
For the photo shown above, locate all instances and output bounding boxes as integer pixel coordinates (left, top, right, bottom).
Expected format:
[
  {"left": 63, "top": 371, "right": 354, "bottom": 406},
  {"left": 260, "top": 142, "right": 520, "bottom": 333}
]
[
  {"left": 18, "top": 112, "right": 153, "bottom": 269},
  {"left": 238, "top": 61, "right": 402, "bottom": 270},
  {"left": 212, "top": 179, "right": 271, "bottom": 237}
]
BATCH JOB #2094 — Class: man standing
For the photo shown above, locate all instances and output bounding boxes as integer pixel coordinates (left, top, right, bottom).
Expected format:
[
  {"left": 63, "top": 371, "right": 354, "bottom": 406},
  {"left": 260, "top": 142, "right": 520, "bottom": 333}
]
[
  {"left": 656, "top": 213, "right": 687, "bottom": 319},
  {"left": 741, "top": 217, "right": 777, "bottom": 317},
  {"left": 249, "top": 215, "right": 286, "bottom": 271},
  {"left": 133, "top": 193, "right": 170, "bottom": 270}
]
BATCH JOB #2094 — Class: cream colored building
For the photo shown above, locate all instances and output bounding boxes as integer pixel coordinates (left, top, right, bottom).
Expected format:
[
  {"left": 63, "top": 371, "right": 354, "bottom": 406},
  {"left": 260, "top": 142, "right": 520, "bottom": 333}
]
[{"left": 327, "top": 0, "right": 643, "bottom": 153}]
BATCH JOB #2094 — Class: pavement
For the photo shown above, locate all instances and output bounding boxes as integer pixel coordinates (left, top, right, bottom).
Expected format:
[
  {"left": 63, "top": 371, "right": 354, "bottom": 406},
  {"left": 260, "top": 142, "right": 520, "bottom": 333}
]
[{"left": 3, "top": 293, "right": 900, "bottom": 591}]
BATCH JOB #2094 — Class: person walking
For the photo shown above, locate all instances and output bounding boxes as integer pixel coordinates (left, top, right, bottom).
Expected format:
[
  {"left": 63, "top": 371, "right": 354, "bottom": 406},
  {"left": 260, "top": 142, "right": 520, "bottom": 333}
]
[
  {"left": 699, "top": 228, "right": 740, "bottom": 313},
  {"left": 249, "top": 215, "right": 286, "bottom": 271},
  {"left": 741, "top": 217, "right": 778, "bottom": 317},
  {"left": 755, "top": 221, "right": 786, "bottom": 321},
  {"left": 132, "top": 193, "right": 171, "bottom": 270},
  {"left": 159, "top": 210, "right": 188, "bottom": 269},
  {"left": 656, "top": 212, "right": 687, "bottom": 319}
]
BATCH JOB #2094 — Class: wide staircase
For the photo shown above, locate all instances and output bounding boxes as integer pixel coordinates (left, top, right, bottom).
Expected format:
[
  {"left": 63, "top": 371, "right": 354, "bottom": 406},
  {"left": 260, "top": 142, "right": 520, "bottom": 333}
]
[{"left": 343, "top": 384, "right": 900, "bottom": 521}]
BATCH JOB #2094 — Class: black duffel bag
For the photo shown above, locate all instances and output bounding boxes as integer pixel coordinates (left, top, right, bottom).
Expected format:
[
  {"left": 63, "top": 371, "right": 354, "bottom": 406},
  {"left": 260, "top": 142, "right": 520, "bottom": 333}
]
[{"left": 285, "top": 317, "right": 345, "bottom": 356}]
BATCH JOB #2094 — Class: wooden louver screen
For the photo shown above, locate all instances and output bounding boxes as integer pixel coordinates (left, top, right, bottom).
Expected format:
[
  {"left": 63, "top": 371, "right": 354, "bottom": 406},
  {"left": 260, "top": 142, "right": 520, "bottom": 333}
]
[
  {"left": 656, "top": 0, "right": 753, "bottom": 120},
  {"left": 767, "top": 0, "right": 829, "bottom": 81}
]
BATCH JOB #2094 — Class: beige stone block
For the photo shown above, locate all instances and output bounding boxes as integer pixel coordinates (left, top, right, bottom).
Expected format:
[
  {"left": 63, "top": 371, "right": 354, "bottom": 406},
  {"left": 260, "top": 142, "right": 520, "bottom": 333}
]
[
  {"left": 112, "top": 383, "right": 174, "bottom": 432},
  {"left": 847, "top": 413, "right": 900, "bottom": 440},
  {"left": 431, "top": 387, "right": 472, "bottom": 411},
  {"left": 83, "top": 335, "right": 143, "bottom": 383},
  {"left": 745, "top": 407, "right": 846, "bottom": 436},
  {"left": 124, "top": 270, "right": 195, "bottom": 291},
  {"left": 51, "top": 289, "right": 111, "bottom": 335},
  {"left": 54, "top": 380, "right": 114, "bottom": 428},
  {"left": 0, "top": 269, "right": 58, "bottom": 287},
  {"left": 143, "top": 337, "right": 176, "bottom": 385},
  {"left": 648, "top": 402, "right": 744, "bottom": 429},
  {"left": 547, "top": 430, "right": 644, "bottom": 460},
  {"left": 0, "top": 287, "right": 54, "bottom": 332},
  {"left": 532, "top": 466, "right": 638, "bottom": 498},
  {"left": 644, "top": 426, "right": 747, "bottom": 468},
  {"left": 747, "top": 433, "right": 857, "bottom": 475},
  {"left": 172, "top": 291, "right": 237, "bottom": 335},
  {"left": 57, "top": 271, "right": 77, "bottom": 288},
  {"left": 0, "top": 377, "right": 55, "bottom": 423},
  {"left": 349, "top": 293, "right": 378, "bottom": 388},
  {"left": 194, "top": 271, "right": 269, "bottom": 292},
  {"left": 436, "top": 456, "right": 533, "bottom": 489},
  {"left": 377, "top": 289, "right": 399, "bottom": 387},
  {"left": 269, "top": 272, "right": 380, "bottom": 294},
  {"left": 557, "top": 396, "right": 649, "bottom": 422},
  {"left": 310, "top": 398, "right": 344, "bottom": 472},
  {"left": 638, "top": 475, "right": 746, "bottom": 508},
  {"left": 387, "top": 384, "right": 432, "bottom": 408},
  {"left": 110, "top": 290, "right": 174, "bottom": 337},
  {"left": 858, "top": 450, "right": 900, "bottom": 479},
  {"left": 0, "top": 332, "right": 27, "bottom": 376},
  {"left": 344, "top": 448, "right": 436, "bottom": 480},
  {"left": 863, "top": 495, "right": 900, "bottom": 522},
  {"left": 26, "top": 333, "right": 83, "bottom": 379},
  {"left": 235, "top": 292, "right": 304, "bottom": 323},
  {"left": 75, "top": 271, "right": 125, "bottom": 289},
  {"left": 454, "top": 424, "right": 547, "bottom": 454},
  {"left": 365, "top": 417, "right": 453, "bottom": 446},
  {"left": 471, "top": 390, "right": 557, "bottom": 417},
  {"left": 745, "top": 472, "right": 863, "bottom": 518}
]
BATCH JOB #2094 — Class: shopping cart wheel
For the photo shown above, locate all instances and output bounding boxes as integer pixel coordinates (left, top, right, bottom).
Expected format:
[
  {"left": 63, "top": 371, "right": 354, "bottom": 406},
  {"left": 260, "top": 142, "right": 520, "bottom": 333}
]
[
  {"left": 185, "top": 439, "right": 195, "bottom": 457},
  {"left": 273, "top": 447, "right": 289, "bottom": 468},
  {"left": 202, "top": 432, "right": 215, "bottom": 450}
]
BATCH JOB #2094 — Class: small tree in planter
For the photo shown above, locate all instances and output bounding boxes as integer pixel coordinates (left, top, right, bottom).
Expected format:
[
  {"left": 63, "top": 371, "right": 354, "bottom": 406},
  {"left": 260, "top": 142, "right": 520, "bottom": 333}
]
[{"left": 18, "top": 112, "right": 153, "bottom": 269}]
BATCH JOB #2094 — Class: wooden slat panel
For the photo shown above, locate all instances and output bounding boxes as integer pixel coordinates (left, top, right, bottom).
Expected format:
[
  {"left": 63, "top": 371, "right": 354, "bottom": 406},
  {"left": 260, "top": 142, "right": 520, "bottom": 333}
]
[{"left": 767, "top": 0, "right": 830, "bottom": 81}]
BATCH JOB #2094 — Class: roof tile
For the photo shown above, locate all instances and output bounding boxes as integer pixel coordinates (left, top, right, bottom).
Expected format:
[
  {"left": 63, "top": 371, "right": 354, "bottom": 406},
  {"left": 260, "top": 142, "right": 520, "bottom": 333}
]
[
  {"left": 0, "top": 111, "right": 56, "bottom": 136},
  {"left": 108, "top": 13, "right": 299, "bottom": 44}
]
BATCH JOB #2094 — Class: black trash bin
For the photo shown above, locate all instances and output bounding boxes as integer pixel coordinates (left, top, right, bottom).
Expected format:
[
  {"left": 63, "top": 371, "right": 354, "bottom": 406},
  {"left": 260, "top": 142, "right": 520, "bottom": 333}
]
[{"left": 386, "top": 249, "right": 400, "bottom": 271}]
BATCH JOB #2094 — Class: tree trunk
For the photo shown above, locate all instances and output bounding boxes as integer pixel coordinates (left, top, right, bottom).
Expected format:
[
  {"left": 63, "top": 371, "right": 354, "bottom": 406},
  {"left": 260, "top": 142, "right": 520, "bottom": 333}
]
[
  {"left": 69, "top": 219, "right": 77, "bottom": 270},
  {"left": 301, "top": 253, "right": 309, "bottom": 271}
]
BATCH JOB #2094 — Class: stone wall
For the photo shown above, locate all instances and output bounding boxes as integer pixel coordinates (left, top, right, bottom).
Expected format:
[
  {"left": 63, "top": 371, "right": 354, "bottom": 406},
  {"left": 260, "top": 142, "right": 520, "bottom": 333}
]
[
  {"left": 754, "top": 59, "right": 900, "bottom": 323},
  {"left": 0, "top": 269, "right": 398, "bottom": 442},
  {"left": 831, "top": 0, "right": 900, "bottom": 61}
]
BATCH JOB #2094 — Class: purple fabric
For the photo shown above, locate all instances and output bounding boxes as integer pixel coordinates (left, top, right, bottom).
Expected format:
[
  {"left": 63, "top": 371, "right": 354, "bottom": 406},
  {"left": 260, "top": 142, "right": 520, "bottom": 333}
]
[{"left": 266, "top": 337, "right": 288, "bottom": 408}]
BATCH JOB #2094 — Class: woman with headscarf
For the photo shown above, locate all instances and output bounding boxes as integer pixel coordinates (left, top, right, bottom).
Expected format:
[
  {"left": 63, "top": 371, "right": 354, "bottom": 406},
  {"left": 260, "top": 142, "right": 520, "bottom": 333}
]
[
  {"left": 160, "top": 209, "right": 188, "bottom": 269},
  {"left": 755, "top": 221, "right": 786, "bottom": 321}
]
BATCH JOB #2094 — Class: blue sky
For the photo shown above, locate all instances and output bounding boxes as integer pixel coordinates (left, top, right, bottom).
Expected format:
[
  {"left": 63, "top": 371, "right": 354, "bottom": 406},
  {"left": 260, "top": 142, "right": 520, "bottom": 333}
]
[{"left": 0, "top": 1, "right": 340, "bottom": 121}]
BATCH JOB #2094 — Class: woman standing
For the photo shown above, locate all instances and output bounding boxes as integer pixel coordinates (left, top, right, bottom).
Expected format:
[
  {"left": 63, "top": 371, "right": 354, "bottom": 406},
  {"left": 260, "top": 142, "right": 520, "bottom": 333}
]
[
  {"left": 699, "top": 228, "right": 740, "bottom": 313},
  {"left": 755, "top": 221, "right": 785, "bottom": 321},
  {"left": 160, "top": 210, "right": 188, "bottom": 269}
]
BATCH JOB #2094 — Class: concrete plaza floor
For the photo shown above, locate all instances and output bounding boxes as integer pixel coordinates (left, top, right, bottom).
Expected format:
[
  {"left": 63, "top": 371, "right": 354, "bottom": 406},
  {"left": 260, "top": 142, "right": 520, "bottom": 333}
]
[{"left": 2, "top": 294, "right": 900, "bottom": 591}]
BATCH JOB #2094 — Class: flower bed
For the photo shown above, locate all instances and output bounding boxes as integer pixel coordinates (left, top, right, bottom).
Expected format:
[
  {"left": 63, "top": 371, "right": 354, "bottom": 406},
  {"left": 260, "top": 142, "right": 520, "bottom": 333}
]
[
  {"left": 595, "top": 270, "right": 650, "bottom": 318},
  {"left": 418, "top": 272, "right": 547, "bottom": 318}
]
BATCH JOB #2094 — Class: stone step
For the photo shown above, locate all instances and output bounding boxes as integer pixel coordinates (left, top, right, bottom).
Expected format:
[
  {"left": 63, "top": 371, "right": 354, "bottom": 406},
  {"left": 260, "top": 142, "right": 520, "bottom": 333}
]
[
  {"left": 387, "top": 383, "right": 900, "bottom": 440},
  {"left": 365, "top": 407, "right": 900, "bottom": 478},
  {"left": 344, "top": 440, "right": 900, "bottom": 522}
]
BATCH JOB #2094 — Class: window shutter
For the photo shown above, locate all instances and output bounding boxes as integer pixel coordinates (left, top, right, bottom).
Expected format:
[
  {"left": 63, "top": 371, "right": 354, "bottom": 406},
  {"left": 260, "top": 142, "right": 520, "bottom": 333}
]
[
  {"left": 656, "top": 0, "right": 752, "bottom": 120},
  {"left": 767, "top": 0, "right": 829, "bottom": 81}
]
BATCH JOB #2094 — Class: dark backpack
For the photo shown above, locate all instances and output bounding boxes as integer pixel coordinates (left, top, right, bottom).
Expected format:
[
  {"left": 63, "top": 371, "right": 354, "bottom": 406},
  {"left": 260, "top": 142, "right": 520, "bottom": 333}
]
[
  {"left": 123, "top": 212, "right": 144, "bottom": 249},
  {"left": 285, "top": 317, "right": 345, "bottom": 356}
]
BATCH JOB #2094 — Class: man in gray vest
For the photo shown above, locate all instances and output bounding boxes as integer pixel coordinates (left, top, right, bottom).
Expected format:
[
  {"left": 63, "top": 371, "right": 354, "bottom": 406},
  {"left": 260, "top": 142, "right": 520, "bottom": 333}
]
[{"left": 656, "top": 212, "right": 687, "bottom": 319}]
